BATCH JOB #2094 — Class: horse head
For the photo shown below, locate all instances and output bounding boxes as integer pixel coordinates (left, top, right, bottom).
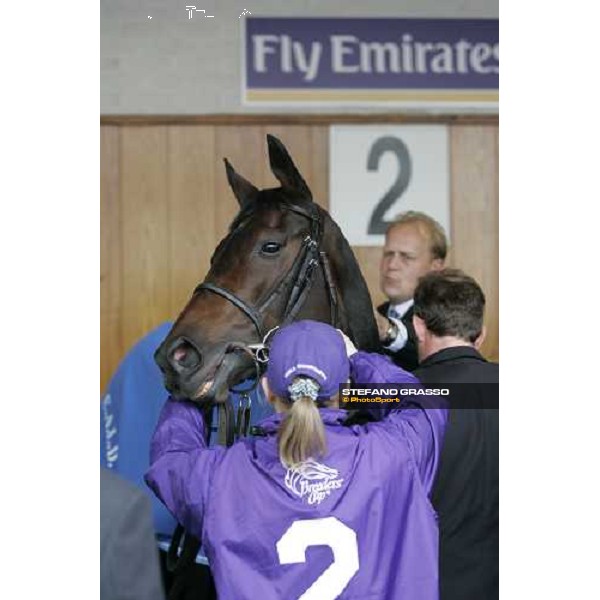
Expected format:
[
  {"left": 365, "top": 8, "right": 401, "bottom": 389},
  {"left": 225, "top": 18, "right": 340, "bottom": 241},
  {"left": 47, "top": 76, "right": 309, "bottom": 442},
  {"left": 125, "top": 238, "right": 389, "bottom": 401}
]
[{"left": 155, "top": 135, "right": 380, "bottom": 404}]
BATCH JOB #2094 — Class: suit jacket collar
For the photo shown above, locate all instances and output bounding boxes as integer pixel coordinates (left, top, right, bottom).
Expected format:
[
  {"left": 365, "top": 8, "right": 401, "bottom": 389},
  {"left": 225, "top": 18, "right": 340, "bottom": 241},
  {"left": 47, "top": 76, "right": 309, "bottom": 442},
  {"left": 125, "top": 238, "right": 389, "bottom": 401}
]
[
  {"left": 419, "top": 345, "right": 487, "bottom": 368},
  {"left": 377, "top": 301, "right": 389, "bottom": 317}
]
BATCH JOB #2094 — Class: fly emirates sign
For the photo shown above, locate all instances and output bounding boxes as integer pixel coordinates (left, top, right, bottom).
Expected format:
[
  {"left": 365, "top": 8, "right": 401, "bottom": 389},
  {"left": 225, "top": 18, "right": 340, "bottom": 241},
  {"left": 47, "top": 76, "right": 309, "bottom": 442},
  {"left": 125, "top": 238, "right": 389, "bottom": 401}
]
[{"left": 243, "top": 18, "right": 498, "bottom": 108}]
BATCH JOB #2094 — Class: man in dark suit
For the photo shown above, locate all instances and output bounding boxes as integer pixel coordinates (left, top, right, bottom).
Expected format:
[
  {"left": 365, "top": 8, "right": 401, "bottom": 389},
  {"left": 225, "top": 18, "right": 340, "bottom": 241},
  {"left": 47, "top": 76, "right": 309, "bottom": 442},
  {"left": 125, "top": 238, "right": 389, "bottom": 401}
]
[
  {"left": 376, "top": 211, "right": 447, "bottom": 371},
  {"left": 412, "top": 269, "right": 498, "bottom": 600},
  {"left": 101, "top": 467, "right": 165, "bottom": 600}
]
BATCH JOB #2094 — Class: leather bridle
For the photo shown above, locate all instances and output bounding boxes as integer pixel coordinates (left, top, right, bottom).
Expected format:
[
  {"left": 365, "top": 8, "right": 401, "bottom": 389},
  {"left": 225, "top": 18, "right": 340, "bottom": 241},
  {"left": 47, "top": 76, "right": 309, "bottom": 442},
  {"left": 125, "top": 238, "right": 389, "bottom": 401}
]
[{"left": 193, "top": 202, "right": 340, "bottom": 379}]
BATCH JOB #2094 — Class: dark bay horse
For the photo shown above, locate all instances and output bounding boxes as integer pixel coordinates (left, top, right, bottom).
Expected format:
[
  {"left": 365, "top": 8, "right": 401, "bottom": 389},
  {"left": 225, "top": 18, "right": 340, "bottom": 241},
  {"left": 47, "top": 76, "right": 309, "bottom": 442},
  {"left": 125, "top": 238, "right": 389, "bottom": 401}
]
[{"left": 155, "top": 134, "right": 380, "bottom": 406}]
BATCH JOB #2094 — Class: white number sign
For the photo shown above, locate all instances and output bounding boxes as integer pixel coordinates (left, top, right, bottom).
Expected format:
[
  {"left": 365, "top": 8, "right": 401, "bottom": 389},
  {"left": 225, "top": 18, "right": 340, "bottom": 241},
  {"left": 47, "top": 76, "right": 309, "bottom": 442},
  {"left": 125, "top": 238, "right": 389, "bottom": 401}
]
[
  {"left": 330, "top": 125, "right": 450, "bottom": 246},
  {"left": 276, "top": 517, "right": 359, "bottom": 599}
]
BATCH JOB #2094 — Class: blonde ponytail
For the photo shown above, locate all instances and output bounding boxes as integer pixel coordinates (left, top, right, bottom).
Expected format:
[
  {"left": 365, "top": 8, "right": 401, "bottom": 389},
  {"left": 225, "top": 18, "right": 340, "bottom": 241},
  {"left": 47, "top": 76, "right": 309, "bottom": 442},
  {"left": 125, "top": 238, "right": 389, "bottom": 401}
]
[{"left": 278, "top": 395, "right": 327, "bottom": 467}]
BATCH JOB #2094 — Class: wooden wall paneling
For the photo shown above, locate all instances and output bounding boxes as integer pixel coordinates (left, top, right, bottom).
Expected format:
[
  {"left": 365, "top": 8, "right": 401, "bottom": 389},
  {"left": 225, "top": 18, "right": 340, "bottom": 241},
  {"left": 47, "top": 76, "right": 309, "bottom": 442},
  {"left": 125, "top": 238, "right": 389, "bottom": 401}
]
[
  {"left": 167, "top": 126, "right": 217, "bottom": 319},
  {"left": 120, "top": 126, "right": 170, "bottom": 362},
  {"left": 101, "top": 126, "right": 122, "bottom": 391},
  {"left": 352, "top": 246, "right": 386, "bottom": 310},
  {"left": 489, "top": 126, "right": 499, "bottom": 361},
  {"left": 449, "top": 125, "right": 499, "bottom": 362},
  {"left": 308, "top": 126, "right": 330, "bottom": 210}
]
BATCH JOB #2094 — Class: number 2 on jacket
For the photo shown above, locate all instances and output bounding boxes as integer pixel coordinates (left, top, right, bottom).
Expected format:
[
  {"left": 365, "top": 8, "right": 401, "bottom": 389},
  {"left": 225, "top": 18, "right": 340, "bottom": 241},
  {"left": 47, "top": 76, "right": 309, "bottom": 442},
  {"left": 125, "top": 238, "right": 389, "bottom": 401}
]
[{"left": 276, "top": 517, "right": 359, "bottom": 599}]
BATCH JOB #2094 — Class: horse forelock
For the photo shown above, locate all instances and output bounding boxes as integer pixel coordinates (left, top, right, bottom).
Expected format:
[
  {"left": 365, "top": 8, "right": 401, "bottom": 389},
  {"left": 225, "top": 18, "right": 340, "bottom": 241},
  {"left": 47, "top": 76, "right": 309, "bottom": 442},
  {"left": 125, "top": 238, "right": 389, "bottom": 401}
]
[
  {"left": 228, "top": 190, "right": 313, "bottom": 234},
  {"left": 260, "top": 184, "right": 312, "bottom": 206}
]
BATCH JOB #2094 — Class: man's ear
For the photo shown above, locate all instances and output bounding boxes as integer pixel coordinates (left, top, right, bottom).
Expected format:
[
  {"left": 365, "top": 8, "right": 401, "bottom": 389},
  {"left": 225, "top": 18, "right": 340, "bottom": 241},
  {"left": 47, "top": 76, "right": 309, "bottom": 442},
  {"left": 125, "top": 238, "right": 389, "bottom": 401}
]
[
  {"left": 412, "top": 314, "right": 427, "bottom": 344},
  {"left": 474, "top": 325, "right": 487, "bottom": 350},
  {"left": 431, "top": 258, "right": 445, "bottom": 271}
]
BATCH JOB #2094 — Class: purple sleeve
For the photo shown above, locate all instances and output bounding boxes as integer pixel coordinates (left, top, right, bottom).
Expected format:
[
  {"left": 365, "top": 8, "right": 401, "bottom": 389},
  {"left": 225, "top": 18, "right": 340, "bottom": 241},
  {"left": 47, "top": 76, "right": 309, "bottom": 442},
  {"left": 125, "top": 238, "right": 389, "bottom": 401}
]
[
  {"left": 349, "top": 350, "right": 419, "bottom": 386},
  {"left": 144, "top": 398, "right": 225, "bottom": 540},
  {"left": 349, "top": 351, "right": 448, "bottom": 494}
]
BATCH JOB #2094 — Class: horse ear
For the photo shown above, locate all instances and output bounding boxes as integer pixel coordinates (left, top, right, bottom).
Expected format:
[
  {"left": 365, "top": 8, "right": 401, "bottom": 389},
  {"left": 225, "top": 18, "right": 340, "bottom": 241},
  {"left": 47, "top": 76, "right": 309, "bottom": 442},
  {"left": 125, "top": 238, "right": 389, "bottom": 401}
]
[
  {"left": 224, "top": 158, "right": 258, "bottom": 208},
  {"left": 267, "top": 134, "right": 313, "bottom": 201}
]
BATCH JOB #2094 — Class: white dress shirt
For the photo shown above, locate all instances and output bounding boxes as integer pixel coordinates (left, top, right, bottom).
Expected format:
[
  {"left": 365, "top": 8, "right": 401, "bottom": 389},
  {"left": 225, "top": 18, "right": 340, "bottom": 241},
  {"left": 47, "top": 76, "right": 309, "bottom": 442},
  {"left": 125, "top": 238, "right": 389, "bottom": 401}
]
[{"left": 385, "top": 298, "right": 414, "bottom": 352}]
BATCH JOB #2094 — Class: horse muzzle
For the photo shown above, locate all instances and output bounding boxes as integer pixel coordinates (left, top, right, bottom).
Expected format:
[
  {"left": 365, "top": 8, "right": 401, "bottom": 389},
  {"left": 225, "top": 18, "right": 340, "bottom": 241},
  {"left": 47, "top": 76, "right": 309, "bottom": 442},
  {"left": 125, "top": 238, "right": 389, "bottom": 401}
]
[{"left": 155, "top": 337, "right": 257, "bottom": 403}]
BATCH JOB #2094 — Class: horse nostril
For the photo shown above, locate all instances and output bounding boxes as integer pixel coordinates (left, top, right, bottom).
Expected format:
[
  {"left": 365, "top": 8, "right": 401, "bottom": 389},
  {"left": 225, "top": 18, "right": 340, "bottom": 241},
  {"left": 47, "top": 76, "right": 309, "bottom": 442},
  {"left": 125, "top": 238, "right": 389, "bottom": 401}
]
[{"left": 168, "top": 339, "right": 203, "bottom": 373}]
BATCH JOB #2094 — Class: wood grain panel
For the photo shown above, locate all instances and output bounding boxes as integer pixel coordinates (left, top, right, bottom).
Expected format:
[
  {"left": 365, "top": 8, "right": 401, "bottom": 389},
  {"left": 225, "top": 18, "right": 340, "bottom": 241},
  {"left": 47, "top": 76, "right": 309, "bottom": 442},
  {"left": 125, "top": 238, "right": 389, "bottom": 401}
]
[
  {"left": 449, "top": 125, "right": 499, "bottom": 361},
  {"left": 167, "top": 126, "right": 216, "bottom": 318},
  {"left": 100, "top": 126, "right": 122, "bottom": 389},
  {"left": 352, "top": 246, "right": 386, "bottom": 311},
  {"left": 120, "top": 126, "right": 170, "bottom": 358},
  {"left": 309, "top": 127, "right": 330, "bottom": 211}
]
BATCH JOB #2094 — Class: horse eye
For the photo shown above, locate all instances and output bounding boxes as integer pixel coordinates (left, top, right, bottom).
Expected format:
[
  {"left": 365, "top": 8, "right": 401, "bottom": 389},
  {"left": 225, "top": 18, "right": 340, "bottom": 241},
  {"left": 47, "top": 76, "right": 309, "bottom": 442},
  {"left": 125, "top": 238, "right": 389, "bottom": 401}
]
[{"left": 260, "top": 241, "right": 282, "bottom": 255}]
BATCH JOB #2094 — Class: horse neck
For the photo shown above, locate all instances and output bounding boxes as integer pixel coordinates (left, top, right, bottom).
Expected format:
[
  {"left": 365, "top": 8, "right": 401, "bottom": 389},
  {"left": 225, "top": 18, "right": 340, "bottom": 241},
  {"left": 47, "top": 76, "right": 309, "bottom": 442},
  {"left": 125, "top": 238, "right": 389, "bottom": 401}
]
[{"left": 320, "top": 210, "right": 381, "bottom": 352}]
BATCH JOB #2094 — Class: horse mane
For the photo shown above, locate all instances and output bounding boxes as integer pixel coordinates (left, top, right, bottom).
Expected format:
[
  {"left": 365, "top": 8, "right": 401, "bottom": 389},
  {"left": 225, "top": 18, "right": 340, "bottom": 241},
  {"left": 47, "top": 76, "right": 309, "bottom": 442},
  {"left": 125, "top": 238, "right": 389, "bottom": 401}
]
[{"left": 318, "top": 205, "right": 381, "bottom": 353}]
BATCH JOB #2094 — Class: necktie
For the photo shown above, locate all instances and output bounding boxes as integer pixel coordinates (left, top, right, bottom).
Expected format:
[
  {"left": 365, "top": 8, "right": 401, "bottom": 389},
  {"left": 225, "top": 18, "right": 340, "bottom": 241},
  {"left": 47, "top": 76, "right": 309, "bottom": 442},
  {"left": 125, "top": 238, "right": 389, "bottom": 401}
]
[{"left": 388, "top": 306, "right": 400, "bottom": 320}]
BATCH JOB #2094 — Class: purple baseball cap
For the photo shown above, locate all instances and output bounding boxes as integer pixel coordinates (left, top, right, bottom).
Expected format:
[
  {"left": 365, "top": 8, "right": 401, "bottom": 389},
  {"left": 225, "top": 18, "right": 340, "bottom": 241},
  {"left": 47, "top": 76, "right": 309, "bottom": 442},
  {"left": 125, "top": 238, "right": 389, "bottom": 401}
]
[{"left": 266, "top": 320, "right": 349, "bottom": 400}]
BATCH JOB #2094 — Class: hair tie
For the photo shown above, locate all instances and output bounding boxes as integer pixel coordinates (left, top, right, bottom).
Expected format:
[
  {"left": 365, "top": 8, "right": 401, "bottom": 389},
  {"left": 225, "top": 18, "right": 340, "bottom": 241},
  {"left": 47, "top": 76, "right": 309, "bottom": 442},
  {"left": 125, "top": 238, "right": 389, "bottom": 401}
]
[{"left": 287, "top": 378, "right": 320, "bottom": 402}]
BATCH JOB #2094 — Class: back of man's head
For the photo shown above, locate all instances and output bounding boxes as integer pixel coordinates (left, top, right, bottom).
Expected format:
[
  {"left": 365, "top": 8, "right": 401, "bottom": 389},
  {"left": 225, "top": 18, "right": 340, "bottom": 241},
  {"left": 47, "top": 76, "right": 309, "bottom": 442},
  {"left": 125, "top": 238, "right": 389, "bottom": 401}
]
[{"left": 413, "top": 269, "right": 485, "bottom": 343}]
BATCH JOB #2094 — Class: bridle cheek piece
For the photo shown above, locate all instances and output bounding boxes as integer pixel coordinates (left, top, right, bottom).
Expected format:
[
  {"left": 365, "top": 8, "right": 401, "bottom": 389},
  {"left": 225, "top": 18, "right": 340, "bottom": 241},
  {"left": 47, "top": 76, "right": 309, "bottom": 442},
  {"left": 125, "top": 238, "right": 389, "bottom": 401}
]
[{"left": 193, "top": 203, "right": 340, "bottom": 382}]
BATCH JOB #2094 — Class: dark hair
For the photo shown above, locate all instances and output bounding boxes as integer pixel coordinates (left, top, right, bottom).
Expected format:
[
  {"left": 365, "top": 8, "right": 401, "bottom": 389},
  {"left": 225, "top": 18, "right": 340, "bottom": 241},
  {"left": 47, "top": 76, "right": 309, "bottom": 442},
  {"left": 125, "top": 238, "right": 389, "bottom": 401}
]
[{"left": 413, "top": 269, "right": 485, "bottom": 343}]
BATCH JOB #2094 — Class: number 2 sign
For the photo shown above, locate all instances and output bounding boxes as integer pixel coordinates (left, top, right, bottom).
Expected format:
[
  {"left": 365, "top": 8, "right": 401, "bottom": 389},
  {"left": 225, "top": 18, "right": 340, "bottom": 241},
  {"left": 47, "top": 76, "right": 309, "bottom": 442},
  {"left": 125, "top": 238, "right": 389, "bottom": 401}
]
[{"left": 329, "top": 125, "right": 450, "bottom": 246}]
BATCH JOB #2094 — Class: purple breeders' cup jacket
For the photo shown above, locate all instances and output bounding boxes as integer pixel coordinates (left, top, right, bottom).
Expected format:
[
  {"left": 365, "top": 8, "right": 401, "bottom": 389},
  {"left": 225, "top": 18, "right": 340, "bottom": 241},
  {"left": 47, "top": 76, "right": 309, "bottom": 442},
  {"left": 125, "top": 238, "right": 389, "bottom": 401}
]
[{"left": 146, "top": 352, "right": 448, "bottom": 600}]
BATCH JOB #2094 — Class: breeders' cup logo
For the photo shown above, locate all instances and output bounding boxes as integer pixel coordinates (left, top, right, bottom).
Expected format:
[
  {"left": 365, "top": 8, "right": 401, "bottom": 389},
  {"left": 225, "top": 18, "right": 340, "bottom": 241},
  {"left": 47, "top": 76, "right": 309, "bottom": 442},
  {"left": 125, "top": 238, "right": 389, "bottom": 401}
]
[
  {"left": 284, "top": 459, "right": 344, "bottom": 505},
  {"left": 102, "top": 394, "right": 119, "bottom": 468}
]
